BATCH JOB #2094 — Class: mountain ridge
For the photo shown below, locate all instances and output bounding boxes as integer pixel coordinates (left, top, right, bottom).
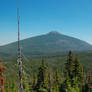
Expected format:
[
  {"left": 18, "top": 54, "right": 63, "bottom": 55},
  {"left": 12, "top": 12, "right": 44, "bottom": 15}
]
[{"left": 0, "top": 31, "right": 92, "bottom": 57}]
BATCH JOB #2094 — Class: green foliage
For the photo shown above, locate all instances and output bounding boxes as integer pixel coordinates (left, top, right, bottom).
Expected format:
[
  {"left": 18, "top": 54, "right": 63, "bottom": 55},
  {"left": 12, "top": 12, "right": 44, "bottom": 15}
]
[
  {"left": 53, "top": 69, "right": 61, "bottom": 92},
  {"left": 62, "top": 75, "right": 72, "bottom": 92},
  {"left": 72, "top": 77, "right": 80, "bottom": 92},
  {"left": 23, "top": 73, "right": 30, "bottom": 92},
  {"left": 32, "top": 73, "right": 37, "bottom": 90},
  {"left": 3, "top": 50, "right": 92, "bottom": 92},
  {"left": 65, "top": 51, "right": 74, "bottom": 79},
  {"left": 5, "top": 79, "right": 18, "bottom": 92},
  {"left": 73, "top": 57, "right": 84, "bottom": 90},
  {"left": 34, "top": 60, "right": 49, "bottom": 92},
  {"left": 62, "top": 51, "right": 85, "bottom": 92}
]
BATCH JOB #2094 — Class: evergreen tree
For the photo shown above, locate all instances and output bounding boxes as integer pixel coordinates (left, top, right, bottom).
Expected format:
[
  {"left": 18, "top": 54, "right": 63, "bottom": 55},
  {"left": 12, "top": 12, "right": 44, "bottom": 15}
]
[
  {"left": 53, "top": 69, "right": 61, "bottom": 92},
  {"left": 65, "top": 51, "right": 74, "bottom": 79},
  {"left": 62, "top": 74, "right": 73, "bottom": 92},
  {"left": 62, "top": 51, "right": 74, "bottom": 92},
  {"left": 63, "top": 51, "right": 84, "bottom": 92},
  {"left": 73, "top": 57, "right": 84, "bottom": 91},
  {"left": 73, "top": 57, "right": 84, "bottom": 81},
  {"left": 62, "top": 76, "right": 80, "bottom": 92},
  {"left": 48, "top": 70, "right": 53, "bottom": 92},
  {"left": 72, "top": 77, "right": 80, "bottom": 92},
  {"left": 35, "top": 59, "right": 49, "bottom": 92}
]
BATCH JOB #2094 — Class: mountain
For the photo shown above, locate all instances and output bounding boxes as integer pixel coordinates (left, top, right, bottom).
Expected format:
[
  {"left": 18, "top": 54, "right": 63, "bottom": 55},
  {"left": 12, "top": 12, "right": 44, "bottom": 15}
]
[{"left": 0, "top": 31, "right": 92, "bottom": 57}]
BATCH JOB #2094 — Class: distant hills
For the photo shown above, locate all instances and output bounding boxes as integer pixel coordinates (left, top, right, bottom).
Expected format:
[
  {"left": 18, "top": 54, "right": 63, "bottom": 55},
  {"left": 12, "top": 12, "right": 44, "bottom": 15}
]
[{"left": 0, "top": 31, "right": 92, "bottom": 57}]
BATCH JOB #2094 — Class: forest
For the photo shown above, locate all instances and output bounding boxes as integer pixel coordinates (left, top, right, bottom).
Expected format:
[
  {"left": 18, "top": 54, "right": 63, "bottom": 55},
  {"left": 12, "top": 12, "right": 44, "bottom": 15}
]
[
  {"left": 3, "top": 51, "right": 92, "bottom": 92},
  {"left": 0, "top": 0, "right": 92, "bottom": 92}
]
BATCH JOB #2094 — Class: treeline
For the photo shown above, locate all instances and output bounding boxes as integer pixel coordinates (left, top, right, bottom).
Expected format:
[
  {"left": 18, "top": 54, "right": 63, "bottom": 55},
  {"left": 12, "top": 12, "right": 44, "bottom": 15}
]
[{"left": 5, "top": 51, "right": 92, "bottom": 92}]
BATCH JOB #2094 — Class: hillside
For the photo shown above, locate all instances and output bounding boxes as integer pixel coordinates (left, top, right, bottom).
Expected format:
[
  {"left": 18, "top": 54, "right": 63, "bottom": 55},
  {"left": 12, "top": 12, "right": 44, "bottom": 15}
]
[{"left": 0, "top": 31, "right": 92, "bottom": 57}]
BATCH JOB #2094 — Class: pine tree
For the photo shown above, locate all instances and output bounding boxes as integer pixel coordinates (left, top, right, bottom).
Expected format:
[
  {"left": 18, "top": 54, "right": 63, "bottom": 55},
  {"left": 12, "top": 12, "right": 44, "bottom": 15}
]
[
  {"left": 53, "top": 69, "right": 61, "bottom": 92},
  {"left": 48, "top": 70, "right": 53, "bottom": 92},
  {"left": 62, "top": 51, "right": 75, "bottom": 92},
  {"left": 62, "top": 74, "right": 73, "bottom": 92},
  {"left": 35, "top": 59, "right": 49, "bottom": 92},
  {"left": 63, "top": 51, "right": 84, "bottom": 92},
  {"left": 62, "top": 75, "right": 80, "bottom": 92},
  {"left": 73, "top": 57, "right": 84, "bottom": 91},
  {"left": 73, "top": 57, "right": 84, "bottom": 80},
  {"left": 65, "top": 51, "right": 74, "bottom": 79},
  {"left": 72, "top": 77, "right": 80, "bottom": 92}
]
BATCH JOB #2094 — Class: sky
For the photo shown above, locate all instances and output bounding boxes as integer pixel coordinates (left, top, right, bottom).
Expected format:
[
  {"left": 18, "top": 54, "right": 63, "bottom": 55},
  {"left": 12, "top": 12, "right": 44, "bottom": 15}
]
[{"left": 0, "top": 0, "right": 92, "bottom": 45}]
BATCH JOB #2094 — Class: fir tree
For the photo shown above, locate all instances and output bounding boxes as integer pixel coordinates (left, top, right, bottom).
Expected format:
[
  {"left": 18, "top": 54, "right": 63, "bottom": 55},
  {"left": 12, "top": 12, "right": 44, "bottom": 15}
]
[
  {"left": 35, "top": 59, "right": 49, "bottom": 92},
  {"left": 48, "top": 70, "right": 53, "bottom": 92},
  {"left": 65, "top": 51, "right": 74, "bottom": 79},
  {"left": 72, "top": 77, "right": 80, "bottom": 92},
  {"left": 63, "top": 51, "right": 74, "bottom": 92},
  {"left": 73, "top": 57, "right": 84, "bottom": 91},
  {"left": 63, "top": 51, "right": 84, "bottom": 92},
  {"left": 73, "top": 57, "right": 84, "bottom": 80},
  {"left": 53, "top": 69, "right": 61, "bottom": 92},
  {"left": 62, "top": 74, "right": 73, "bottom": 92}
]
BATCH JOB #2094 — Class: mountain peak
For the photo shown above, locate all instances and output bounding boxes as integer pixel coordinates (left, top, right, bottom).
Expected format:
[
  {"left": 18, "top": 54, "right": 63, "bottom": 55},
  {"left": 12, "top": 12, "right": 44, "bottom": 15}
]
[
  {"left": 48, "top": 31, "right": 61, "bottom": 35},
  {"left": 0, "top": 31, "right": 92, "bottom": 57}
]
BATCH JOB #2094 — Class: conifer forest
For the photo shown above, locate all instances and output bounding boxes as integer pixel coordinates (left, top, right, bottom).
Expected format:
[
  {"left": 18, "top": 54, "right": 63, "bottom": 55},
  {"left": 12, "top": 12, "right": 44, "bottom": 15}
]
[
  {"left": 0, "top": 0, "right": 92, "bottom": 92},
  {"left": 2, "top": 51, "right": 92, "bottom": 92}
]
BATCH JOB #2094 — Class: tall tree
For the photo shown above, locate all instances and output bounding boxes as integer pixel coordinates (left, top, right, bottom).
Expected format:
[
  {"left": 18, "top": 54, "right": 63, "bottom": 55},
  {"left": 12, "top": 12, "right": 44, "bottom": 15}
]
[
  {"left": 53, "top": 69, "right": 61, "bottom": 92},
  {"left": 73, "top": 57, "right": 84, "bottom": 80},
  {"left": 65, "top": 51, "right": 74, "bottom": 79},
  {"left": 48, "top": 70, "right": 53, "bottom": 92},
  {"left": 35, "top": 59, "right": 49, "bottom": 92},
  {"left": 63, "top": 51, "right": 84, "bottom": 92},
  {"left": 62, "top": 74, "right": 73, "bottom": 92},
  {"left": 73, "top": 57, "right": 84, "bottom": 91},
  {"left": 72, "top": 77, "right": 80, "bottom": 92}
]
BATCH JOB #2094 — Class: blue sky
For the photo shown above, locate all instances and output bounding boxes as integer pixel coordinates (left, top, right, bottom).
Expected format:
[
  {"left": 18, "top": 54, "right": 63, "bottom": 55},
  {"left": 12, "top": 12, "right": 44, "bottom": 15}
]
[{"left": 0, "top": 0, "right": 92, "bottom": 45}]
